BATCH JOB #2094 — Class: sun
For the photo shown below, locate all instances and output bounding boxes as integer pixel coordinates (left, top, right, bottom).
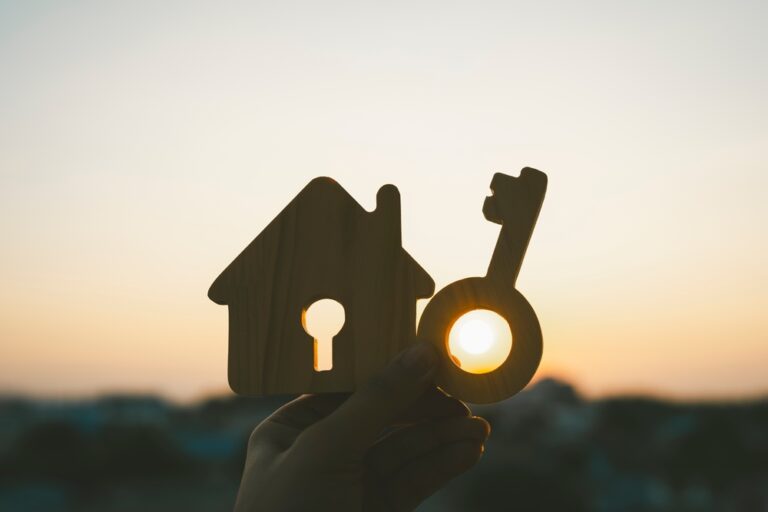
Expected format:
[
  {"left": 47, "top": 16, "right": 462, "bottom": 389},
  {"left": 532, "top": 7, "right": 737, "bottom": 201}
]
[
  {"left": 456, "top": 318, "right": 494, "bottom": 354},
  {"left": 447, "top": 309, "right": 512, "bottom": 374}
]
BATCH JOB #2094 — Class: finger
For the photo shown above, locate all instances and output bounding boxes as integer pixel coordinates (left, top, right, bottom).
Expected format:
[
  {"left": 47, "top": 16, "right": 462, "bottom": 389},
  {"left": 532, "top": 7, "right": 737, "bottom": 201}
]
[
  {"left": 267, "top": 387, "right": 463, "bottom": 440},
  {"left": 266, "top": 393, "right": 349, "bottom": 429},
  {"left": 265, "top": 388, "right": 463, "bottom": 432},
  {"left": 367, "top": 416, "right": 490, "bottom": 478},
  {"left": 253, "top": 394, "right": 348, "bottom": 450},
  {"left": 394, "top": 388, "right": 470, "bottom": 425},
  {"left": 385, "top": 439, "right": 485, "bottom": 511},
  {"left": 310, "top": 341, "right": 438, "bottom": 455}
]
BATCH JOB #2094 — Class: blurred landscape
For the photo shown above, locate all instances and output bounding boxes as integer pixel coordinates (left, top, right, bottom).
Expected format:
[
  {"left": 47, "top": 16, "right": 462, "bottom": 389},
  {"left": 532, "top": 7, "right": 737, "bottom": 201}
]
[{"left": 2, "top": 379, "right": 767, "bottom": 512}]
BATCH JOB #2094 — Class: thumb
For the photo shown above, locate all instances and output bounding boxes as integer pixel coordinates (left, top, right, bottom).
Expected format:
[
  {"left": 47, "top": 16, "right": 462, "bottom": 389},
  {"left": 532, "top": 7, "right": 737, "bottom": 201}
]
[{"left": 310, "top": 341, "right": 438, "bottom": 455}]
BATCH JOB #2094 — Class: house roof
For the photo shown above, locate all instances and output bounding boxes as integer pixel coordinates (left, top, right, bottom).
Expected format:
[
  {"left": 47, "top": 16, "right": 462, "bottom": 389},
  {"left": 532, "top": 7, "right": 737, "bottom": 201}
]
[{"left": 208, "top": 177, "right": 434, "bottom": 305}]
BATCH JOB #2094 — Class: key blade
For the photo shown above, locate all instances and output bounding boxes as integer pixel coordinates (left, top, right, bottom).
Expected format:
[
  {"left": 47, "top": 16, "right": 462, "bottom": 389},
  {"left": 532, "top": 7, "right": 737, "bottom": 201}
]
[
  {"left": 483, "top": 168, "right": 548, "bottom": 285},
  {"left": 482, "top": 194, "right": 503, "bottom": 224},
  {"left": 483, "top": 169, "right": 547, "bottom": 225}
]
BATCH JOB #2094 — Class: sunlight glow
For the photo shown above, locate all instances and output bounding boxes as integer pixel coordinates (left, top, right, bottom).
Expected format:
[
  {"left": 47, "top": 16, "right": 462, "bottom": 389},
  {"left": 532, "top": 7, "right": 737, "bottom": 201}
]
[
  {"left": 302, "top": 298, "right": 345, "bottom": 372},
  {"left": 447, "top": 309, "right": 513, "bottom": 374},
  {"left": 457, "top": 318, "right": 494, "bottom": 354}
]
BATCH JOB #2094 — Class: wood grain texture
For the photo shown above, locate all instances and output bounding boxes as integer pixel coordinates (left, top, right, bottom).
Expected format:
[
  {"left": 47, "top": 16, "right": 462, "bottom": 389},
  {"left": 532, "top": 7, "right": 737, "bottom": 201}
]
[
  {"left": 209, "top": 177, "right": 435, "bottom": 395},
  {"left": 418, "top": 168, "right": 547, "bottom": 403}
]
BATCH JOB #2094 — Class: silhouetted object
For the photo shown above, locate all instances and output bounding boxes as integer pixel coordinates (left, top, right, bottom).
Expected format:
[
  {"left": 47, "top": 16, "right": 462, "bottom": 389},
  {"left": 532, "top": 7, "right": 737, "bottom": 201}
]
[
  {"left": 208, "top": 178, "right": 434, "bottom": 395},
  {"left": 418, "top": 168, "right": 547, "bottom": 403},
  {"left": 209, "top": 168, "right": 546, "bottom": 403}
]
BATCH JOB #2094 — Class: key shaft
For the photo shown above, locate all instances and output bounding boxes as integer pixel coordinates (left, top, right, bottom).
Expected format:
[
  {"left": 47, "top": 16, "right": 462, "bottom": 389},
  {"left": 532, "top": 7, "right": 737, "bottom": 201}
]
[{"left": 482, "top": 168, "right": 547, "bottom": 285}]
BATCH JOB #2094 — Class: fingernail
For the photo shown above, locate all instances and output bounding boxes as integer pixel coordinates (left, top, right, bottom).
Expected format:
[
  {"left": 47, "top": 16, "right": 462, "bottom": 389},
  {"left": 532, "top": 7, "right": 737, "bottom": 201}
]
[
  {"left": 477, "top": 416, "right": 491, "bottom": 438},
  {"left": 398, "top": 342, "right": 437, "bottom": 376}
]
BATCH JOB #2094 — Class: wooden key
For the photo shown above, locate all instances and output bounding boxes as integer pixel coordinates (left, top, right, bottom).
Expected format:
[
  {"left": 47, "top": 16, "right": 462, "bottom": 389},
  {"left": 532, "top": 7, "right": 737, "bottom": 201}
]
[{"left": 417, "top": 168, "right": 547, "bottom": 403}]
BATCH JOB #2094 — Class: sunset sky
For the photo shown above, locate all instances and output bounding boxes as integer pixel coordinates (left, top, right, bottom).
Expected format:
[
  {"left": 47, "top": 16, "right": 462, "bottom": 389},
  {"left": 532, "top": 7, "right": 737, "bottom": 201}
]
[{"left": 1, "top": 1, "right": 766, "bottom": 401}]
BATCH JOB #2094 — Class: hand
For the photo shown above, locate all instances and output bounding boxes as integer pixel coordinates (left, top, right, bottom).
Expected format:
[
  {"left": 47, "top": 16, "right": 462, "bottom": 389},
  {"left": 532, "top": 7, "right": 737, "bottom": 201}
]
[{"left": 234, "top": 341, "right": 490, "bottom": 511}]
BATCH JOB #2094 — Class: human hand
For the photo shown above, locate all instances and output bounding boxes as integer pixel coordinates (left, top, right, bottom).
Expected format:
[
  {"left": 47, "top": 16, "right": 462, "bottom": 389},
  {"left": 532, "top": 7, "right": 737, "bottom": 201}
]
[{"left": 234, "top": 341, "right": 490, "bottom": 511}]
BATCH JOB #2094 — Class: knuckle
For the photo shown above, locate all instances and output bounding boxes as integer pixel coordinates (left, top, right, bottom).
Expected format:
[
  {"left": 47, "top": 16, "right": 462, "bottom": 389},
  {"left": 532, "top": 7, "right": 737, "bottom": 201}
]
[
  {"left": 246, "top": 425, "right": 262, "bottom": 449},
  {"left": 366, "top": 373, "right": 398, "bottom": 398}
]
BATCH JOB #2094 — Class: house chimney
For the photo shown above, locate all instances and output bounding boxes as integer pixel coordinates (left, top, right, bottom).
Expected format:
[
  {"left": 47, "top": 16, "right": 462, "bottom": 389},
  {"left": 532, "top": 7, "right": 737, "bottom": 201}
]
[{"left": 375, "top": 184, "right": 401, "bottom": 244}]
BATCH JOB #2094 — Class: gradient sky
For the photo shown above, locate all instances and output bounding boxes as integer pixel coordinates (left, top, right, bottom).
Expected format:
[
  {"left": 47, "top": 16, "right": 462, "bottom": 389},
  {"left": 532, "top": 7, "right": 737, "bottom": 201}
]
[{"left": 1, "top": 0, "right": 766, "bottom": 400}]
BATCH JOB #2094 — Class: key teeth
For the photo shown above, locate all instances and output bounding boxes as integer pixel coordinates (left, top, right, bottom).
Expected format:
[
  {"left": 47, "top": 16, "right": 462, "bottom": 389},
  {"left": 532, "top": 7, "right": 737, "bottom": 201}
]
[
  {"left": 489, "top": 168, "right": 547, "bottom": 189},
  {"left": 488, "top": 172, "right": 508, "bottom": 193},
  {"left": 485, "top": 172, "right": 516, "bottom": 225},
  {"left": 488, "top": 168, "right": 547, "bottom": 197},
  {"left": 483, "top": 195, "right": 503, "bottom": 224},
  {"left": 484, "top": 168, "right": 548, "bottom": 225},
  {"left": 521, "top": 167, "right": 548, "bottom": 189}
]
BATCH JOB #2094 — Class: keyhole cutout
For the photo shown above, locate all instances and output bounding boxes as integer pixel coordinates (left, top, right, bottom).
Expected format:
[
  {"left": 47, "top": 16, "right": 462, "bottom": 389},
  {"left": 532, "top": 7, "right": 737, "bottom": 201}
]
[{"left": 302, "top": 298, "right": 345, "bottom": 371}]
